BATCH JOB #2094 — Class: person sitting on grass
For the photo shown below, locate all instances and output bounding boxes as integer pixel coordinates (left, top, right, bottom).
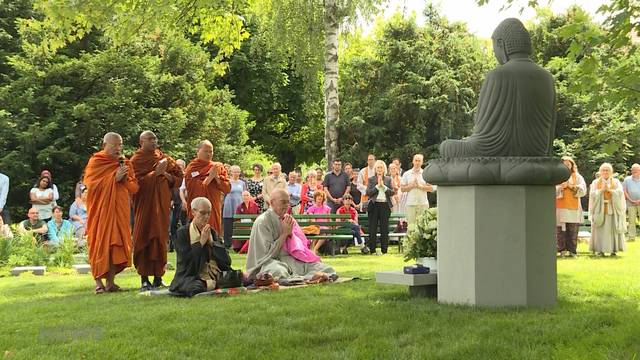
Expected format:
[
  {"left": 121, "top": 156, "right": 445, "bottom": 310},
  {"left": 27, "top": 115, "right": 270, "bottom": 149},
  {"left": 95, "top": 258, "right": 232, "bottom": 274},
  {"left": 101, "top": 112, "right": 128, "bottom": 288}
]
[
  {"left": 305, "top": 190, "right": 332, "bottom": 255},
  {"left": 337, "top": 194, "right": 368, "bottom": 255},
  {"left": 17, "top": 207, "right": 48, "bottom": 244},
  {"left": 47, "top": 206, "right": 74, "bottom": 247},
  {"left": 246, "top": 189, "right": 337, "bottom": 282},
  {"left": 169, "top": 197, "right": 242, "bottom": 297},
  {"left": 69, "top": 187, "right": 88, "bottom": 246}
]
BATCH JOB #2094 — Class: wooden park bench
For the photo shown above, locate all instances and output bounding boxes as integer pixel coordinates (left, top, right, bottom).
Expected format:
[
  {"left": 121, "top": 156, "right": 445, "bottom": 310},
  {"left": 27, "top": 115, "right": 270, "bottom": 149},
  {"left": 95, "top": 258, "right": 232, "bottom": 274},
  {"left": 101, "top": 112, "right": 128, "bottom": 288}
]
[
  {"left": 233, "top": 213, "right": 353, "bottom": 256},
  {"left": 233, "top": 212, "right": 408, "bottom": 255},
  {"left": 358, "top": 213, "right": 407, "bottom": 252}
]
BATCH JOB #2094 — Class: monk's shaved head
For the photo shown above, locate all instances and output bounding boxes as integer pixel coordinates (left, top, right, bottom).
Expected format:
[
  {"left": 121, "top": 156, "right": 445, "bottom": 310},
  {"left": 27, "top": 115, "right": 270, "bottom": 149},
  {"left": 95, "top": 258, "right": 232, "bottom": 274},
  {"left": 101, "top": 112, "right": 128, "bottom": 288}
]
[
  {"left": 196, "top": 140, "right": 214, "bottom": 161},
  {"left": 139, "top": 130, "right": 158, "bottom": 152},
  {"left": 103, "top": 132, "right": 122, "bottom": 145},
  {"left": 102, "top": 132, "right": 123, "bottom": 158},
  {"left": 190, "top": 197, "right": 212, "bottom": 211},
  {"left": 139, "top": 130, "right": 156, "bottom": 141},
  {"left": 269, "top": 188, "right": 290, "bottom": 217},
  {"left": 196, "top": 140, "right": 213, "bottom": 150}
]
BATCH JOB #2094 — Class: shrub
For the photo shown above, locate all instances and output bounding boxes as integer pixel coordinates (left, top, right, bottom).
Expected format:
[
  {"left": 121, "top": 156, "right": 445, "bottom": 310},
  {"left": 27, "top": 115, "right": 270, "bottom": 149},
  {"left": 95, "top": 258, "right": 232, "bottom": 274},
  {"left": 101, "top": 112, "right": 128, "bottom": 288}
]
[
  {"left": 50, "top": 235, "right": 78, "bottom": 267},
  {"left": 403, "top": 207, "right": 438, "bottom": 261}
]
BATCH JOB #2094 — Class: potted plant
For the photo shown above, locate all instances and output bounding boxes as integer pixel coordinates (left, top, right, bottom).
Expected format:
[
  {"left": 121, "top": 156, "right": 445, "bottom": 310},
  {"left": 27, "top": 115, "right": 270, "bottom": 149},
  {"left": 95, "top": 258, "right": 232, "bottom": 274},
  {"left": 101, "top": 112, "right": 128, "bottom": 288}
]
[{"left": 403, "top": 207, "right": 437, "bottom": 270}]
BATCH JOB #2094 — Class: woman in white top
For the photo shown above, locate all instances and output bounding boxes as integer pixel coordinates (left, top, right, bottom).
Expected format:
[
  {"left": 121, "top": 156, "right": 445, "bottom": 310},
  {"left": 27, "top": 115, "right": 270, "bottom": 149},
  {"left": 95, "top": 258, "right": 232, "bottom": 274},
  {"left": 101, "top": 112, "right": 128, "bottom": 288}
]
[
  {"left": 588, "top": 163, "right": 626, "bottom": 256},
  {"left": 555, "top": 156, "right": 586, "bottom": 257},
  {"left": 30, "top": 176, "right": 55, "bottom": 222}
]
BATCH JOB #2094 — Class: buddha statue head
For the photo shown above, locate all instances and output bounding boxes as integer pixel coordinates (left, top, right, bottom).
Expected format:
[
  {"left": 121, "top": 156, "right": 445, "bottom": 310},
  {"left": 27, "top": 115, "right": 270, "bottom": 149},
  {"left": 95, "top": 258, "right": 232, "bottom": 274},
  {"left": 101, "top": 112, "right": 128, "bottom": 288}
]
[{"left": 491, "top": 18, "right": 532, "bottom": 65}]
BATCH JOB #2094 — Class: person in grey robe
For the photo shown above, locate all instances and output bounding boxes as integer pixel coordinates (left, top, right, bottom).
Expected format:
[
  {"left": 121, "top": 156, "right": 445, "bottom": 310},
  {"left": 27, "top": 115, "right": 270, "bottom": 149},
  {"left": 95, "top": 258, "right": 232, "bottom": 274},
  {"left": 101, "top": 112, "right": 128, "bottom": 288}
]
[
  {"left": 245, "top": 189, "right": 337, "bottom": 281},
  {"left": 588, "top": 163, "right": 626, "bottom": 256}
]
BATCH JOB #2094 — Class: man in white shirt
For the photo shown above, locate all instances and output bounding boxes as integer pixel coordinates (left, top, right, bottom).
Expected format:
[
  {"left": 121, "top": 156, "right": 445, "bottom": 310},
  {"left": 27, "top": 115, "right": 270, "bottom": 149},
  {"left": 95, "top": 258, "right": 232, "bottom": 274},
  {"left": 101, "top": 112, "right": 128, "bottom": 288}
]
[
  {"left": 400, "top": 154, "right": 434, "bottom": 230},
  {"left": 0, "top": 172, "right": 9, "bottom": 224}
]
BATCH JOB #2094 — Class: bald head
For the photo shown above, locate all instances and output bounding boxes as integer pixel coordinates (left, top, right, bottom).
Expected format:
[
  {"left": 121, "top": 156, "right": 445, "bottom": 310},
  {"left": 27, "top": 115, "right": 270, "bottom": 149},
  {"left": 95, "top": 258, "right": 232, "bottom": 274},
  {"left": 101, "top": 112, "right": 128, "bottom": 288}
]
[
  {"left": 102, "top": 132, "right": 123, "bottom": 158},
  {"left": 139, "top": 130, "right": 158, "bottom": 152},
  {"left": 196, "top": 140, "right": 213, "bottom": 161},
  {"left": 103, "top": 132, "right": 122, "bottom": 145},
  {"left": 176, "top": 159, "right": 186, "bottom": 171},
  {"left": 269, "top": 188, "right": 290, "bottom": 216}
]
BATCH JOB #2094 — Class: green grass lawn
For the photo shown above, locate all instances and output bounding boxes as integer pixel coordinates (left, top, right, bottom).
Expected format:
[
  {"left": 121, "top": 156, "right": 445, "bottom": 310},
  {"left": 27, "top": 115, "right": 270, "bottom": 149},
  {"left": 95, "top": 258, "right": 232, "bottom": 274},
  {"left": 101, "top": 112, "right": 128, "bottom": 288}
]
[{"left": 1, "top": 242, "right": 640, "bottom": 359}]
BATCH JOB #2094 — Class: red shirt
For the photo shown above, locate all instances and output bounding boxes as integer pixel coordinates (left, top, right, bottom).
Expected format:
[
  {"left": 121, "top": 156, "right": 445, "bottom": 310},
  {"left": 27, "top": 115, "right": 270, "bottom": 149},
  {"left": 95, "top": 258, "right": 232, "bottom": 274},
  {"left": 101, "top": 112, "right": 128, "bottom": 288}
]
[
  {"left": 236, "top": 200, "right": 260, "bottom": 215},
  {"left": 337, "top": 205, "right": 358, "bottom": 223}
]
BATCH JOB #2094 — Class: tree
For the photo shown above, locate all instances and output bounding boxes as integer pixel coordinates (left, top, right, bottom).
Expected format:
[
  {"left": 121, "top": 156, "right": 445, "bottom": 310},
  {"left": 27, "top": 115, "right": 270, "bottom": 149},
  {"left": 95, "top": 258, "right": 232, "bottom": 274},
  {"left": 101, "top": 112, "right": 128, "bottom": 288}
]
[
  {"left": 525, "top": 5, "right": 640, "bottom": 179},
  {"left": 0, "top": 32, "right": 250, "bottom": 218},
  {"left": 337, "top": 9, "right": 493, "bottom": 167},
  {"left": 248, "top": 0, "right": 383, "bottom": 169},
  {"left": 0, "top": 0, "right": 36, "bottom": 84},
  {"left": 223, "top": 25, "right": 325, "bottom": 171},
  {"left": 19, "top": 0, "right": 250, "bottom": 75}
]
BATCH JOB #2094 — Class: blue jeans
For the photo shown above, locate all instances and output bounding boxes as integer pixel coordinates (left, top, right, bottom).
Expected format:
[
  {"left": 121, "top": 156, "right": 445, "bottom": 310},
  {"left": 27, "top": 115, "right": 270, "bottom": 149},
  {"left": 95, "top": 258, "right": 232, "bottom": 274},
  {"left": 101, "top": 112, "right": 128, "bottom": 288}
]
[{"left": 348, "top": 223, "right": 363, "bottom": 246}]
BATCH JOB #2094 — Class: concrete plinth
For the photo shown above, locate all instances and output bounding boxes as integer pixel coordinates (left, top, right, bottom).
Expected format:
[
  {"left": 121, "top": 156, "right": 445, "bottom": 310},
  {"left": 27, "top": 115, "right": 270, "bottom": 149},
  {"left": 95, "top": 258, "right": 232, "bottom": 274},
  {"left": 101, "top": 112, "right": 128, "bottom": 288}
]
[{"left": 437, "top": 185, "right": 556, "bottom": 307}]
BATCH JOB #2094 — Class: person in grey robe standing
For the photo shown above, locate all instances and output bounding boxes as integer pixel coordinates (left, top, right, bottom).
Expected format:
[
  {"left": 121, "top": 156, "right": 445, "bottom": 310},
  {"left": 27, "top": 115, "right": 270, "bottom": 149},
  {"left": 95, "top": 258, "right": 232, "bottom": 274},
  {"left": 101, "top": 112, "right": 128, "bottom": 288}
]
[
  {"left": 588, "top": 163, "right": 626, "bottom": 256},
  {"left": 246, "top": 189, "right": 337, "bottom": 281}
]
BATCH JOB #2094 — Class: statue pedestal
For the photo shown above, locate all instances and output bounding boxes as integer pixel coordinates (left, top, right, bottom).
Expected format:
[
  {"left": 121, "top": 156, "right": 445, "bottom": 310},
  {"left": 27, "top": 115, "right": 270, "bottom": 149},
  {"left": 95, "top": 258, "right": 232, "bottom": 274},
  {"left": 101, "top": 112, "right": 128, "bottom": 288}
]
[{"left": 437, "top": 185, "right": 557, "bottom": 307}]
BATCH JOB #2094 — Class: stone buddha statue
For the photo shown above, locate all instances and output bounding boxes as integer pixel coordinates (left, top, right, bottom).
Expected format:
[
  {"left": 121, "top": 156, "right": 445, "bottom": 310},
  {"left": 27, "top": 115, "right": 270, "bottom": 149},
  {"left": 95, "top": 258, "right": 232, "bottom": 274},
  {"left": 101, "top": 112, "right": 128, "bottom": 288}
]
[
  {"left": 426, "top": 19, "right": 569, "bottom": 185},
  {"left": 439, "top": 18, "right": 556, "bottom": 158}
]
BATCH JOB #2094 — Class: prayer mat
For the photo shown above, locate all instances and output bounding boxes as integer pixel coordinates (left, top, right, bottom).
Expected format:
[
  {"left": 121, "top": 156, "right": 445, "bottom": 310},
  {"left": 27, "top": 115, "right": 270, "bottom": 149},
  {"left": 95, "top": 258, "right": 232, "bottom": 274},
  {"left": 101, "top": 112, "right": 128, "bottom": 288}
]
[
  {"left": 140, "top": 287, "right": 248, "bottom": 297},
  {"left": 140, "top": 277, "right": 358, "bottom": 297}
]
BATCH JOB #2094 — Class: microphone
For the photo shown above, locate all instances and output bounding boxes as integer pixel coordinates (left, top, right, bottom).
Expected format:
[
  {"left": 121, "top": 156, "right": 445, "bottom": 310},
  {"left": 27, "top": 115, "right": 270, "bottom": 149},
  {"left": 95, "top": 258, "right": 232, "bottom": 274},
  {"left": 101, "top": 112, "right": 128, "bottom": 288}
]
[{"left": 119, "top": 156, "right": 126, "bottom": 167}]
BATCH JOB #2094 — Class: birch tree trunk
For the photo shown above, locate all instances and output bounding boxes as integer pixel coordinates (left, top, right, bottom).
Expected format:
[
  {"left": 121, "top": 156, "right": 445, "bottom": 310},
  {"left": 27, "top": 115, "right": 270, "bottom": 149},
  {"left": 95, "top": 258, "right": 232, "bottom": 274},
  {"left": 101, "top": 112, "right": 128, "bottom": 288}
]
[{"left": 323, "top": 0, "right": 340, "bottom": 169}]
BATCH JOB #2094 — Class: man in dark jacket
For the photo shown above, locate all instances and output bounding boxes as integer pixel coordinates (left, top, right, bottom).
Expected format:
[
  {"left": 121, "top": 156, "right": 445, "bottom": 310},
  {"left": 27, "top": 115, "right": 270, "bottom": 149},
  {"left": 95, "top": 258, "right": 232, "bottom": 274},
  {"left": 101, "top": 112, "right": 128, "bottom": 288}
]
[{"left": 169, "top": 197, "right": 241, "bottom": 297}]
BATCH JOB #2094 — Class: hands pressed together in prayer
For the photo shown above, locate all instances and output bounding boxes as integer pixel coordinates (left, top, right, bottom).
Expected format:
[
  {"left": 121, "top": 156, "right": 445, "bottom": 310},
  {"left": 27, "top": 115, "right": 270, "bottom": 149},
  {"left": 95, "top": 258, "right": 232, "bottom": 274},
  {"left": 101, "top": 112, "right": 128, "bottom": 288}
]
[
  {"left": 203, "top": 165, "right": 219, "bottom": 186},
  {"left": 115, "top": 164, "right": 128, "bottom": 182},
  {"left": 281, "top": 214, "right": 294, "bottom": 237},
  {"left": 407, "top": 179, "right": 433, "bottom": 192},
  {"left": 561, "top": 182, "right": 577, "bottom": 192},
  {"left": 199, "top": 224, "right": 212, "bottom": 246},
  {"left": 155, "top": 158, "right": 168, "bottom": 176}
]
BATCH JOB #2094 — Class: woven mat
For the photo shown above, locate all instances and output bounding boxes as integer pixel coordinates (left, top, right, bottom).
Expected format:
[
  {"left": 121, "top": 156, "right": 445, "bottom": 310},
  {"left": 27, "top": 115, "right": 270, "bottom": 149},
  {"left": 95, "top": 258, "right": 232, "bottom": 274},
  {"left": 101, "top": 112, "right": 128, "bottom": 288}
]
[{"left": 141, "top": 277, "right": 358, "bottom": 297}]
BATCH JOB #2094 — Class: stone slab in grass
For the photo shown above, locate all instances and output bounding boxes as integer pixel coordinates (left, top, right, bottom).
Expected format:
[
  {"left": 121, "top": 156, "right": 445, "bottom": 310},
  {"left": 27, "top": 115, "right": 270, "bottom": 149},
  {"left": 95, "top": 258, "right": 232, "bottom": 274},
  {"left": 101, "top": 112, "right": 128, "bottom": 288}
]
[
  {"left": 376, "top": 270, "right": 437, "bottom": 298},
  {"left": 72, "top": 264, "right": 91, "bottom": 274},
  {"left": 11, "top": 266, "right": 46, "bottom": 276}
]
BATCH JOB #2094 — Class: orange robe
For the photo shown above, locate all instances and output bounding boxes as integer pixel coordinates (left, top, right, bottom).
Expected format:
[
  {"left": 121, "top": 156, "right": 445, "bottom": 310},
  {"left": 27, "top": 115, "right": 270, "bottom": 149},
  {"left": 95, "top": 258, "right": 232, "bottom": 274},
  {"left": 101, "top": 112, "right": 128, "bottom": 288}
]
[
  {"left": 84, "top": 151, "right": 138, "bottom": 280},
  {"left": 130, "top": 148, "right": 184, "bottom": 277},
  {"left": 184, "top": 158, "right": 230, "bottom": 236}
]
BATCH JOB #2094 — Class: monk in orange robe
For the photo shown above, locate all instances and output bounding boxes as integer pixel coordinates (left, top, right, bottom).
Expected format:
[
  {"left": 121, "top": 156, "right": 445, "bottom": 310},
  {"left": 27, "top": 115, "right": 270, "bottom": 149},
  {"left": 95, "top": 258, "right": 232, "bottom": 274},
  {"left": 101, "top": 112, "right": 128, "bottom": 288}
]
[
  {"left": 84, "top": 132, "right": 138, "bottom": 294},
  {"left": 185, "top": 140, "right": 231, "bottom": 237},
  {"left": 131, "top": 131, "right": 184, "bottom": 291}
]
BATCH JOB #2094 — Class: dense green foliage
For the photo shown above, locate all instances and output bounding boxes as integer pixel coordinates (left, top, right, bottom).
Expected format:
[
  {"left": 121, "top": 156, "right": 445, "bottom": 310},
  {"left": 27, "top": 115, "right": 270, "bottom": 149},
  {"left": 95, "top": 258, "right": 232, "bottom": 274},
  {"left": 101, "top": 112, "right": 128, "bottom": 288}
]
[
  {"left": 527, "top": 6, "right": 640, "bottom": 180},
  {"left": 338, "top": 9, "right": 493, "bottom": 166},
  {"left": 0, "top": 29, "right": 250, "bottom": 216},
  {"left": 223, "top": 27, "right": 325, "bottom": 171}
]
